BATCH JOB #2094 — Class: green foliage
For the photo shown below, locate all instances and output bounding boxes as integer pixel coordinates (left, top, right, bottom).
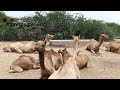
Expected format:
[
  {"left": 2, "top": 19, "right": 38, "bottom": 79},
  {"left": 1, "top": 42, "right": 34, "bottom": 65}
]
[{"left": 0, "top": 11, "right": 120, "bottom": 41}]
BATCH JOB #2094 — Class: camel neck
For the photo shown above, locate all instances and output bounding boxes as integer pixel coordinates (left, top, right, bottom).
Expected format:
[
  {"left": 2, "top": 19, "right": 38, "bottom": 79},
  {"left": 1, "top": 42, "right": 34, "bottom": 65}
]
[
  {"left": 97, "top": 38, "right": 104, "bottom": 48},
  {"left": 73, "top": 41, "right": 78, "bottom": 59},
  {"left": 39, "top": 51, "right": 46, "bottom": 70},
  {"left": 44, "top": 37, "right": 49, "bottom": 44}
]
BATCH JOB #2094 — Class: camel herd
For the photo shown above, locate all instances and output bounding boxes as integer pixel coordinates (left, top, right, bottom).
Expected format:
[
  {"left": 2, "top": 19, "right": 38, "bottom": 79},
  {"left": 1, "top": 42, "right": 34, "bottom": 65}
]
[{"left": 2, "top": 33, "right": 120, "bottom": 79}]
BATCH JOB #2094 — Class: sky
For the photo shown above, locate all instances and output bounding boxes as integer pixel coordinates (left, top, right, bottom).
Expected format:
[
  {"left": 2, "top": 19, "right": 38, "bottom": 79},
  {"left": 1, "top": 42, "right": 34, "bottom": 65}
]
[{"left": 3, "top": 11, "right": 120, "bottom": 24}]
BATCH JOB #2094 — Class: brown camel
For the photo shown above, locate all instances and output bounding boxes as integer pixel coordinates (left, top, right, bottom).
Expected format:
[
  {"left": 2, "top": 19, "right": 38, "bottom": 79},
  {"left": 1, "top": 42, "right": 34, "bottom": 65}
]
[
  {"left": 49, "top": 48, "right": 80, "bottom": 79},
  {"left": 3, "top": 34, "right": 54, "bottom": 53},
  {"left": 102, "top": 41, "right": 120, "bottom": 52},
  {"left": 86, "top": 34, "right": 109, "bottom": 53},
  {"left": 9, "top": 55, "right": 40, "bottom": 73},
  {"left": 47, "top": 49, "right": 62, "bottom": 70},
  {"left": 33, "top": 41, "right": 51, "bottom": 79},
  {"left": 43, "top": 49, "right": 63, "bottom": 75},
  {"left": 104, "top": 41, "right": 120, "bottom": 53}
]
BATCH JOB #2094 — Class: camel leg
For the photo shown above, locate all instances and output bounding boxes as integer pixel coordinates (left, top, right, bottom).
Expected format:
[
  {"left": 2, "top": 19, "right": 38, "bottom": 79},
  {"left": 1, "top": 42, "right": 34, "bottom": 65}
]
[
  {"left": 91, "top": 49, "right": 95, "bottom": 54},
  {"left": 9, "top": 66, "right": 23, "bottom": 73},
  {"left": 116, "top": 48, "right": 120, "bottom": 53},
  {"left": 14, "top": 48, "right": 23, "bottom": 53},
  {"left": 33, "top": 64, "right": 40, "bottom": 69}
]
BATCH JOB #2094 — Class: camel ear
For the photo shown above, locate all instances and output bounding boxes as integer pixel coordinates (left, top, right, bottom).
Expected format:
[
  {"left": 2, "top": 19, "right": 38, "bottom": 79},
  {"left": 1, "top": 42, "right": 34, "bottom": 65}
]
[
  {"left": 72, "top": 35, "right": 74, "bottom": 39},
  {"left": 44, "top": 41, "right": 47, "bottom": 45},
  {"left": 78, "top": 35, "right": 80, "bottom": 39},
  {"left": 105, "top": 34, "right": 109, "bottom": 38},
  {"left": 64, "top": 47, "right": 66, "bottom": 50}
]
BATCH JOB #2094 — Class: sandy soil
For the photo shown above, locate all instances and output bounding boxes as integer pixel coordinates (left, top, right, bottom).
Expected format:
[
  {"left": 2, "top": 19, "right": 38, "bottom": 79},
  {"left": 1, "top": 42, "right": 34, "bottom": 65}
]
[{"left": 1, "top": 42, "right": 120, "bottom": 79}]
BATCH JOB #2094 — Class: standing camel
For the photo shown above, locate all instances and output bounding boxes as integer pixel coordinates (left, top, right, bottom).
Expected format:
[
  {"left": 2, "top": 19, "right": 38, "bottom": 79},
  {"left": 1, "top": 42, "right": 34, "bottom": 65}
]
[{"left": 86, "top": 34, "right": 109, "bottom": 53}]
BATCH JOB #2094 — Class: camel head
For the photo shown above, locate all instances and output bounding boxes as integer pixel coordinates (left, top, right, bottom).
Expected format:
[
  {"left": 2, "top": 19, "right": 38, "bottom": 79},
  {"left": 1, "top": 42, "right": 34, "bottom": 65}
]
[
  {"left": 46, "top": 34, "right": 54, "bottom": 40},
  {"left": 58, "top": 47, "right": 72, "bottom": 63},
  {"left": 44, "top": 34, "right": 54, "bottom": 45},
  {"left": 99, "top": 34, "right": 109, "bottom": 40},
  {"left": 34, "top": 41, "right": 46, "bottom": 52},
  {"left": 49, "top": 49, "right": 54, "bottom": 53},
  {"left": 58, "top": 47, "right": 67, "bottom": 55},
  {"left": 72, "top": 35, "right": 80, "bottom": 44}
]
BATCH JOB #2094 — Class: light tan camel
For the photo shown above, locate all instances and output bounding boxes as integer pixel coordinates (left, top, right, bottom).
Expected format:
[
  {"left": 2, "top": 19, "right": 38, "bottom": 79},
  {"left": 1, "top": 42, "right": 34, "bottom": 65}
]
[
  {"left": 41, "top": 34, "right": 54, "bottom": 45},
  {"left": 9, "top": 55, "right": 40, "bottom": 73},
  {"left": 3, "top": 42, "right": 37, "bottom": 53},
  {"left": 3, "top": 34, "right": 54, "bottom": 53},
  {"left": 75, "top": 51, "right": 92, "bottom": 69},
  {"left": 48, "top": 48, "right": 80, "bottom": 79},
  {"left": 72, "top": 35, "right": 92, "bottom": 69},
  {"left": 86, "top": 34, "right": 109, "bottom": 53},
  {"left": 72, "top": 35, "right": 80, "bottom": 59}
]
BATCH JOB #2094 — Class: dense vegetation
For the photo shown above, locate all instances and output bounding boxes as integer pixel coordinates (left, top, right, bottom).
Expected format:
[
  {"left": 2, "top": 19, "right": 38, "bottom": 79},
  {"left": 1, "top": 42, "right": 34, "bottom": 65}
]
[{"left": 0, "top": 11, "right": 120, "bottom": 41}]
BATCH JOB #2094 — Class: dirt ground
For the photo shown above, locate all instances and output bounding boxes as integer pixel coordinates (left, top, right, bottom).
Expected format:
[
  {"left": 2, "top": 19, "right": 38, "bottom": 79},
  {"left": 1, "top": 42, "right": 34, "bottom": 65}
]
[{"left": 1, "top": 42, "right": 120, "bottom": 79}]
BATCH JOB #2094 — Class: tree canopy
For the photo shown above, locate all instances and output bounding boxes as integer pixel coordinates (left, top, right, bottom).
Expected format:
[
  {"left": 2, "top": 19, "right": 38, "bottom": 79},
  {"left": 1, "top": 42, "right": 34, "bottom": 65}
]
[{"left": 0, "top": 11, "right": 119, "bottom": 41}]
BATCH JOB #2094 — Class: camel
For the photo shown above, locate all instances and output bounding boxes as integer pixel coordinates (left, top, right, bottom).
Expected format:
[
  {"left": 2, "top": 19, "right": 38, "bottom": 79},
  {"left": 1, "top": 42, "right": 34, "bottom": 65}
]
[
  {"left": 75, "top": 51, "right": 92, "bottom": 69},
  {"left": 3, "top": 34, "right": 54, "bottom": 53},
  {"left": 9, "top": 55, "right": 40, "bottom": 73},
  {"left": 106, "top": 42, "right": 120, "bottom": 53},
  {"left": 41, "top": 34, "right": 54, "bottom": 45},
  {"left": 86, "top": 34, "right": 109, "bottom": 53},
  {"left": 46, "top": 49, "right": 62, "bottom": 70},
  {"left": 103, "top": 41, "right": 120, "bottom": 53},
  {"left": 3, "top": 41, "right": 37, "bottom": 53},
  {"left": 72, "top": 35, "right": 92, "bottom": 69},
  {"left": 72, "top": 35, "right": 80, "bottom": 59},
  {"left": 33, "top": 40, "right": 51, "bottom": 79},
  {"left": 40, "top": 49, "right": 63, "bottom": 75},
  {"left": 49, "top": 48, "right": 80, "bottom": 79}
]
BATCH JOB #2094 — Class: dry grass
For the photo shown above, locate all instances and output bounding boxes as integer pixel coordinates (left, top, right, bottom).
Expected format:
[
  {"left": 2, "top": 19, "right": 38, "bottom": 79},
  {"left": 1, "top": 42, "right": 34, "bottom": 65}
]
[{"left": 1, "top": 42, "right": 120, "bottom": 79}]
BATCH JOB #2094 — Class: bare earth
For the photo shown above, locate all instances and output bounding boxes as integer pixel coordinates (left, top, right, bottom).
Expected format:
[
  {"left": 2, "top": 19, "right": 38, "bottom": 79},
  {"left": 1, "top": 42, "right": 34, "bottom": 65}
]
[{"left": 1, "top": 42, "right": 120, "bottom": 79}]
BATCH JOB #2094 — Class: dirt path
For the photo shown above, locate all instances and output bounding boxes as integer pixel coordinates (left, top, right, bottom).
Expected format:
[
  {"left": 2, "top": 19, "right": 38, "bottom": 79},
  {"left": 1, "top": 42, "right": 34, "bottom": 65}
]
[{"left": 1, "top": 42, "right": 120, "bottom": 79}]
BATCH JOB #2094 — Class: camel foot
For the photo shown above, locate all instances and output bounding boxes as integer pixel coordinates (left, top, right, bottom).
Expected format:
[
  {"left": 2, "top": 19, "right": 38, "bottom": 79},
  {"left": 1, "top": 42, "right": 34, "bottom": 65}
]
[{"left": 40, "top": 70, "right": 50, "bottom": 79}]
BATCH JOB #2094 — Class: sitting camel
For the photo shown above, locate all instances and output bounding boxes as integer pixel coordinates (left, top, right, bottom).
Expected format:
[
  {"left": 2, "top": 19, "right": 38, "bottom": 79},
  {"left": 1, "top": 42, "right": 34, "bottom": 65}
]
[
  {"left": 86, "top": 34, "right": 109, "bottom": 53},
  {"left": 3, "top": 41, "right": 37, "bottom": 53},
  {"left": 46, "top": 49, "right": 62, "bottom": 70},
  {"left": 33, "top": 41, "right": 52, "bottom": 79},
  {"left": 49, "top": 48, "right": 80, "bottom": 79},
  {"left": 75, "top": 51, "right": 92, "bottom": 69},
  {"left": 3, "top": 34, "right": 54, "bottom": 53},
  {"left": 9, "top": 55, "right": 40, "bottom": 73},
  {"left": 42, "top": 49, "right": 63, "bottom": 75},
  {"left": 104, "top": 41, "right": 120, "bottom": 53},
  {"left": 72, "top": 35, "right": 92, "bottom": 69}
]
